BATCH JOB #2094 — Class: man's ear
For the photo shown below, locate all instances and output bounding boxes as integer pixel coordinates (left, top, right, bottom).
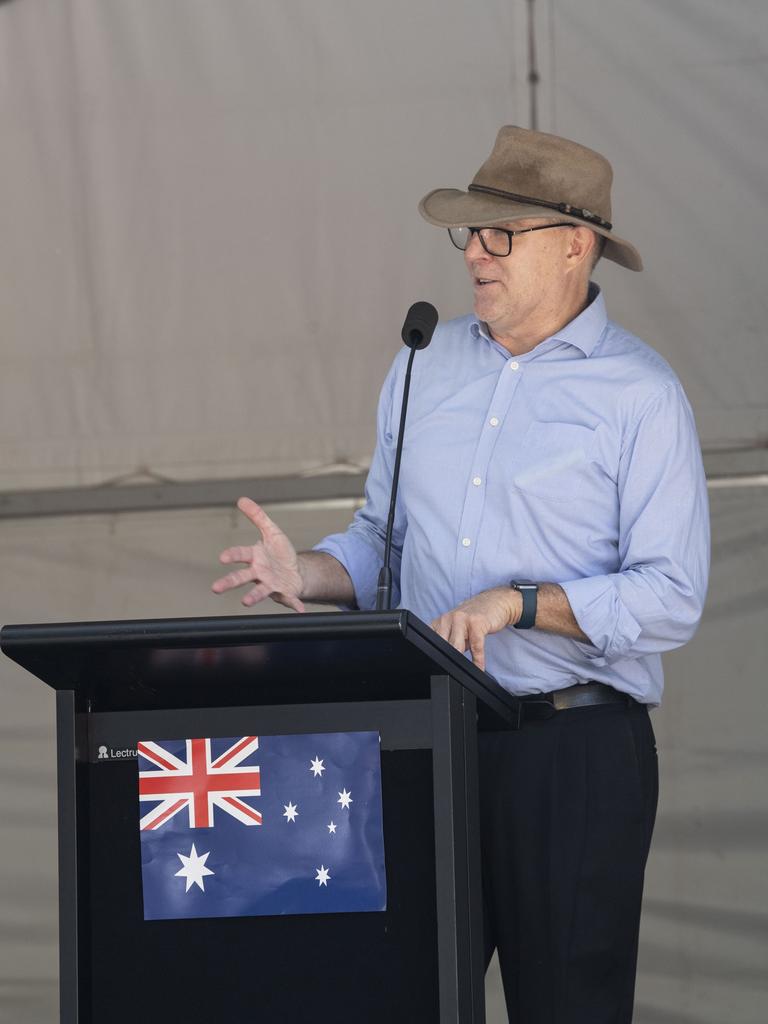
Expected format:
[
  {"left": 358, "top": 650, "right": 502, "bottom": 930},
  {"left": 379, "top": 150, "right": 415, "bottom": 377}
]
[{"left": 566, "top": 225, "right": 596, "bottom": 268}]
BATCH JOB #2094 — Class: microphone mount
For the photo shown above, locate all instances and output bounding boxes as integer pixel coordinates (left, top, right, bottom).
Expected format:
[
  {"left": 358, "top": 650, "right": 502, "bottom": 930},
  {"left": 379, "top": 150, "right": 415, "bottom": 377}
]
[{"left": 375, "top": 302, "right": 438, "bottom": 611}]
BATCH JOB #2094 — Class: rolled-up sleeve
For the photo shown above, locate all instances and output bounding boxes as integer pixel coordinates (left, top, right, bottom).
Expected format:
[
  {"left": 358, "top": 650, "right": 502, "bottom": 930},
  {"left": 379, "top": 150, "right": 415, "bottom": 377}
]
[
  {"left": 313, "top": 355, "right": 406, "bottom": 610},
  {"left": 561, "top": 381, "right": 710, "bottom": 664}
]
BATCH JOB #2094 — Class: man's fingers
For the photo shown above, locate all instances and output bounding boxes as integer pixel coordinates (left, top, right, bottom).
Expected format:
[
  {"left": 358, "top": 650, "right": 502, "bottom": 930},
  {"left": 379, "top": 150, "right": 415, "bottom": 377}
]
[
  {"left": 274, "top": 592, "right": 306, "bottom": 614},
  {"left": 219, "top": 545, "right": 257, "bottom": 566},
  {"left": 430, "top": 615, "right": 450, "bottom": 642},
  {"left": 212, "top": 566, "right": 259, "bottom": 594},
  {"left": 448, "top": 616, "right": 469, "bottom": 655},
  {"left": 242, "top": 582, "right": 271, "bottom": 607},
  {"left": 430, "top": 611, "right": 488, "bottom": 670},
  {"left": 467, "top": 625, "right": 487, "bottom": 671},
  {"left": 237, "top": 497, "right": 282, "bottom": 537},
  {"left": 431, "top": 614, "right": 470, "bottom": 654},
  {"left": 211, "top": 572, "right": 240, "bottom": 594},
  {"left": 241, "top": 582, "right": 305, "bottom": 612}
]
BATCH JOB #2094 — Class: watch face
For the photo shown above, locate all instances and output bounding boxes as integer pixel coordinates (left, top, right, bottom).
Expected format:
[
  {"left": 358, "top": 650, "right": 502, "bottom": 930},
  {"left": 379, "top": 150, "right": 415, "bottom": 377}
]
[{"left": 511, "top": 581, "right": 536, "bottom": 590}]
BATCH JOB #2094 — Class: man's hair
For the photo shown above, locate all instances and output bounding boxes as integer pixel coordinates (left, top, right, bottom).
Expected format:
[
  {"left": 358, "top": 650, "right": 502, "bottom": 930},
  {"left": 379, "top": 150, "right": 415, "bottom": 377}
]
[{"left": 590, "top": 232, "right": 607, "bottom": 273}]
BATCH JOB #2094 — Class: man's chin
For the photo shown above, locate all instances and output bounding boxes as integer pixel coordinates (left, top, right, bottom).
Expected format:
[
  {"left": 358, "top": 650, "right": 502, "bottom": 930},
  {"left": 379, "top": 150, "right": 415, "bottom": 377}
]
[
  {"left": 474, "top": 300, "right": 499, "bottom": 329},
  {"left": 473, "top": 296, "right": 494, "bottom": 321}
]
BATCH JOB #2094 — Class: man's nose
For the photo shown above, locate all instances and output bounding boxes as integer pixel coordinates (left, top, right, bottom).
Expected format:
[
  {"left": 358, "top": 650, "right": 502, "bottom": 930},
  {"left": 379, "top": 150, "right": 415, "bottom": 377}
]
[{"left": 464, "top": 230, "right": 489, "bottom": 260}]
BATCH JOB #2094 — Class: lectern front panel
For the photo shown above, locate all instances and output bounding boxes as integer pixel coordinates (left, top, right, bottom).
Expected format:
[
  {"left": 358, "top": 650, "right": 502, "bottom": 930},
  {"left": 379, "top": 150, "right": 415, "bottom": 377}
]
[{"left": 81, "top": 704, "right": 440, "bottom": 1023}]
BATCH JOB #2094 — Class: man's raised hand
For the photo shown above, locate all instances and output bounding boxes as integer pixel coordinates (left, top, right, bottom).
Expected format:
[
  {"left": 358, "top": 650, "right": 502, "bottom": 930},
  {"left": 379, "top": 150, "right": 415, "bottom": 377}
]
[{"left": 212, "top": 497, "right": 305, "bottom": 612}]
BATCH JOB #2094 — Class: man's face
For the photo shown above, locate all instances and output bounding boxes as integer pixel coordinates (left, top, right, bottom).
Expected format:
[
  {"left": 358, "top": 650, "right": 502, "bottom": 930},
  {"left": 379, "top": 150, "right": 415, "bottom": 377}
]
[{"left": 463, "top": 219, "right": 576, "bottom": 342}]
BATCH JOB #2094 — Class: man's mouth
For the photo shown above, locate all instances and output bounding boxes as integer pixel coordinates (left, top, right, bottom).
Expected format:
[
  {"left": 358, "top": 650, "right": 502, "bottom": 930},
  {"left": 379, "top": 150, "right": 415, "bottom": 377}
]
[{"left": 474, "top": 278, "right": 498, "bottom": 287}]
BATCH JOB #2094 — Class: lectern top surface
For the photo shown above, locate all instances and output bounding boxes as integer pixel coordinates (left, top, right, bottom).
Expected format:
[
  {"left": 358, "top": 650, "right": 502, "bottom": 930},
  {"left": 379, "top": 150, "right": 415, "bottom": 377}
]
[{"left": 1, "top": 610, "right": 516, "bottom": 721}]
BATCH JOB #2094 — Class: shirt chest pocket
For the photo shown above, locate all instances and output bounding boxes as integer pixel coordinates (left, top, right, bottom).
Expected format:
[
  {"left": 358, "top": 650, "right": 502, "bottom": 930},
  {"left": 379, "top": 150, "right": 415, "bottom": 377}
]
[{"left": 507, "top": 421, "right": 599, "bottom": 503}]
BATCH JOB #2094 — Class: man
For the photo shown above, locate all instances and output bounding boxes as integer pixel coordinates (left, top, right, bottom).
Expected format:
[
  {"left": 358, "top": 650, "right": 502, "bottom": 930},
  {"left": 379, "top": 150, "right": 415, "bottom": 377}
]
[{"left": 212, "top": 126, "right": 710, "bottom": 1022}]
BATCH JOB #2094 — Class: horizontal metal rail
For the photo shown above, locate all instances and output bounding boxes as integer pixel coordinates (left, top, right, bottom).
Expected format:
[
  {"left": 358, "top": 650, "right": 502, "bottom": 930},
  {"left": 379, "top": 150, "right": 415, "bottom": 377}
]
[
  {"left": 0, "top": 471, "right": 368, "bottom": 520},
  {"left": 0, "top": 458, "right": 766, "bottom": 521}
]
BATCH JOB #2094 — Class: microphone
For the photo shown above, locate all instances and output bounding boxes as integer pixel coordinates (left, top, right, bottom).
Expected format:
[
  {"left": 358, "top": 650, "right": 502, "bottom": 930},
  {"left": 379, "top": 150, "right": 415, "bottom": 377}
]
[
  {"left": 401, "top": 300, "right": 438, "bottom": 350},
  {"left": 375, "top": 302, "right": 438, "bottom": 611}
]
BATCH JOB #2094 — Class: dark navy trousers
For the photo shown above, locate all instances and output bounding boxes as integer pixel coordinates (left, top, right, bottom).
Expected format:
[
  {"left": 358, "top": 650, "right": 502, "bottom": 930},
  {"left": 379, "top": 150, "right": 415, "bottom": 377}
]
[{"left": 479, "top": 700, "right": 658, "bottom": 1023}]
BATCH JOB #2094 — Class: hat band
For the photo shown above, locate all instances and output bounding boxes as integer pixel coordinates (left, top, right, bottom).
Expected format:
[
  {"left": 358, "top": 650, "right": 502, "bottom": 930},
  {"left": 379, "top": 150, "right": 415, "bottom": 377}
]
[{"left": 467, "top": 184, "right": 613, "bottom": 231}]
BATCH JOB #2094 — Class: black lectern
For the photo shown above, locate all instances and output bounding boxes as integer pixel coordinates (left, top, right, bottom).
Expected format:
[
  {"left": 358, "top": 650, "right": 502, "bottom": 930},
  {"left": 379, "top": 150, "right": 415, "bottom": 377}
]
[{"left": 2, "top": 610, "right": 516, "bottom": 1024}]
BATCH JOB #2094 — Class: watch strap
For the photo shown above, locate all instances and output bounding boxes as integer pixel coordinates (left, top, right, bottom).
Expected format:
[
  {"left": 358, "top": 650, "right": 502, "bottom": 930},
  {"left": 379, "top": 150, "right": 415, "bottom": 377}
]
[{"left": 511, "top": 581, "right": 538, "bottom": 629}]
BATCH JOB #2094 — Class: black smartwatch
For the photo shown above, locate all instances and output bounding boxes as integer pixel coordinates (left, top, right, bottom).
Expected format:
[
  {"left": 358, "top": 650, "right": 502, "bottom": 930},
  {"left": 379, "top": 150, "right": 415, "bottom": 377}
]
[{"left": 510, "top": 581, "right": 538, "bottom": 629}]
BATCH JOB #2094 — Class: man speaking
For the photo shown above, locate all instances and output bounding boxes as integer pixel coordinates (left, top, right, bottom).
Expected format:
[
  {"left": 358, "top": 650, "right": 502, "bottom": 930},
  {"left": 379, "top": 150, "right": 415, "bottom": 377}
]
[{"left": 212, "top": 126, "right": 710, "bottom": 1022}]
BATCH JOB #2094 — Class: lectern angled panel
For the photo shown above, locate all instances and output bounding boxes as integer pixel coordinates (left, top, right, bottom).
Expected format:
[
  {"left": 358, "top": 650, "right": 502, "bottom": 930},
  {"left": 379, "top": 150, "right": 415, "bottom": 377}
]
[{"left": 1, "top": 610, "right": 515, "bottom": 726}]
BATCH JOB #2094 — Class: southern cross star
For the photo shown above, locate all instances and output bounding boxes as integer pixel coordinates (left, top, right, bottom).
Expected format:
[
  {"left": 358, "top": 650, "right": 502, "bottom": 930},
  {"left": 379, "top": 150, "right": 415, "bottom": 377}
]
[
  {"left": 337, "top": 788, "right": 353, "bottom": 810},
  {"left": 315, "top": 865, "right": 331, "bottom": 887},
  {"left": 327, "top": 821, "right": 337, "bottom": 834},
  {"left": 283, "top": 801, "right": 299, "bottom": 822},
  {"left": 310, "top": 756, "right": 326, "bottom": 777},
  {"left": 175, "top": 844, "right": 214, "bottom": 893}
]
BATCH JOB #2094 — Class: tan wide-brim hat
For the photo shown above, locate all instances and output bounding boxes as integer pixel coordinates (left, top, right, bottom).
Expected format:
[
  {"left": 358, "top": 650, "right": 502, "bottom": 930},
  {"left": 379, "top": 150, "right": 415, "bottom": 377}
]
[{"left": 419, "top": 125, "right": 642, "bottom": 271}]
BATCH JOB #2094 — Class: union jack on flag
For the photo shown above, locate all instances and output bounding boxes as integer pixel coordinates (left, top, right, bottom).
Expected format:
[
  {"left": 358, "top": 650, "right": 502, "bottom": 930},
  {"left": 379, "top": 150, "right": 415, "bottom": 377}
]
[{"left": 138, "top": 736, "right": 262, "bottom": 830}]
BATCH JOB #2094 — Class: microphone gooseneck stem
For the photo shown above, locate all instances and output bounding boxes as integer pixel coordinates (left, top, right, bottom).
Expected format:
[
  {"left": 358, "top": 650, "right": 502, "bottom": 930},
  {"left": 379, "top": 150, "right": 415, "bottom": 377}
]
[{"left": 375, "top": 343, "right": 417, "bottom": 611}]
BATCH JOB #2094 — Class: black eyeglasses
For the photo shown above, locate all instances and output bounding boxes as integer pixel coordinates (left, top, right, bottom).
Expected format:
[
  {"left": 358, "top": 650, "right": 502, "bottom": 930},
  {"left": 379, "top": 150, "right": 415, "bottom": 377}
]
[{"left": 448, "top": 222, "right": 573, "bottom": 257}]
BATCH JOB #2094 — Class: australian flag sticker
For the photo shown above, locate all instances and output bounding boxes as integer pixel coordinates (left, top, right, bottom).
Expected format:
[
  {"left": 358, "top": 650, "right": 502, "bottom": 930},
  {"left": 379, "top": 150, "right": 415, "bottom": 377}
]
[{"left": 137, "top": 731, "right": 387, "bottom": 921}]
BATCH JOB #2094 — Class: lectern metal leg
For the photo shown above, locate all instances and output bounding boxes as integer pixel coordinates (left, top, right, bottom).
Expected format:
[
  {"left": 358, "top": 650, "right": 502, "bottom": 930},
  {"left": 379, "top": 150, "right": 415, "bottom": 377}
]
[
  {"left": 57, "top": 690, "right": 80, "bottom": 1024},
  {"left": 431, "top": 675, "right": 485, "bottom": 1023}
]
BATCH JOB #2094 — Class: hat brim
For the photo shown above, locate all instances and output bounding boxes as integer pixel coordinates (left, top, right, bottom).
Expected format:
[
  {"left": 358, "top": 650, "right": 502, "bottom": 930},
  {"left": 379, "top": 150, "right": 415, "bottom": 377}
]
[{"left": 418, "top": 187, "right": 642, "bottom": 272}]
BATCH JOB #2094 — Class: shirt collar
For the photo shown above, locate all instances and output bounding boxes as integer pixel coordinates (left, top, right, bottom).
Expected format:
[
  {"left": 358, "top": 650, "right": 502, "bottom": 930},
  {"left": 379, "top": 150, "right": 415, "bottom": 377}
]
[
  {"left": 470, "top": 282, "right": 607, "bottom": 359},
  {"left": 551, "top": 282, "right": 606, "bottom": 357}
]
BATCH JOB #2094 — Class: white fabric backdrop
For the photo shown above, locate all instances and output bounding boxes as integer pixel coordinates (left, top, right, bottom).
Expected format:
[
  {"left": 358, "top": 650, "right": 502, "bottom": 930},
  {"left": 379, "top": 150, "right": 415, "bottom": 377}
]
[
  {"left": 1, "top": 1, "right": 767, "bottom": 1021},
  {"left": 0, "top": 0, "right": 765, "bottom": 492}
]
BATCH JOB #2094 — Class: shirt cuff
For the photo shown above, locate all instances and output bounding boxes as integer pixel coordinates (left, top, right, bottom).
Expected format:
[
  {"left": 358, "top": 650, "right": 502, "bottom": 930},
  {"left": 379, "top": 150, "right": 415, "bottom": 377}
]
[{"left": 560, "top": 575, "right": 643, "bottom": 663}]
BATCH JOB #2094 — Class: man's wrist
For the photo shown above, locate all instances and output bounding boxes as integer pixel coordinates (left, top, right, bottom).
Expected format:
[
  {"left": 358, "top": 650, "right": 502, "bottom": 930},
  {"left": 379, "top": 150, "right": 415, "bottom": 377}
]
[
  {"left": 295, "top": 552, "right": 311, "bottom": 600},
  {"left": 507, "top": 587, "right": 523, "bottom": 627},
  {"left": 487, "top": 585, "right": 523, "bottom": 628},
  {"left": 510, "top": 581, "right": 538, "bottom": 629},
  {"left": 297, "top": 550, "right": 356, "bottom": 606}
]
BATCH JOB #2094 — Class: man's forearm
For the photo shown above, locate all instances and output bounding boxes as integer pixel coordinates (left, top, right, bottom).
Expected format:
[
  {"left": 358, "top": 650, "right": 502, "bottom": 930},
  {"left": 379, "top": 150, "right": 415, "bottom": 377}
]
[
  {"left": 297, "top": 551, "right": 357, "bottom": 607},
  {"left": 482, "top": 581, "right": 592, "bottom": 640},
  {"left": 430, "top": 580, "right": 592, "bottom": 671},
  {"left": 531, "top": 582, "right": 591, "bottom": 642}
]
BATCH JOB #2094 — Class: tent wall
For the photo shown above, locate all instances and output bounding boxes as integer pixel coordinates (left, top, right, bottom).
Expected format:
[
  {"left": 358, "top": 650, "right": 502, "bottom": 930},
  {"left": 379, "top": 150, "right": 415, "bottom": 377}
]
[
  {"left": 0, "top": 0, "right": 766, "bottom": 495},
  {"left": 1, "top": 1, "right": 767, "bottom": 1022},
  {"left": 1, "top": 490, "right": 767, "bottom": 1023}
]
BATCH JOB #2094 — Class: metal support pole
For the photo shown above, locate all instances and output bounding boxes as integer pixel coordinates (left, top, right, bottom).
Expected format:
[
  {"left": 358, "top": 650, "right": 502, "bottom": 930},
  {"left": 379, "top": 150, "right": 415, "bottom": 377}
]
[
  {"left": 430, "top": 675, "right": 485, "bottom": 1022},
  {"left": 57, "top": 690, "right": 80, "bottom": 1023}
]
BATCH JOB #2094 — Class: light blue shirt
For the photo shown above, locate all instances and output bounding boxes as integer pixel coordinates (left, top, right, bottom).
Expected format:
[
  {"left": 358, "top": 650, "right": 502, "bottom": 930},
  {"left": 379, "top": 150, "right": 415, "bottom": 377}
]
[{"left": 316, "top": 286, "right": 710, "bottom": 704}]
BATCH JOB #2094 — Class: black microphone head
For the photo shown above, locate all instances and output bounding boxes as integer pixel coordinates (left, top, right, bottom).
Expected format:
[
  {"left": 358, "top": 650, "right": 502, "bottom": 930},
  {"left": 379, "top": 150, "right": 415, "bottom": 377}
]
[{"left": 401, "top": 301, "right": 438, "bottom": 350}]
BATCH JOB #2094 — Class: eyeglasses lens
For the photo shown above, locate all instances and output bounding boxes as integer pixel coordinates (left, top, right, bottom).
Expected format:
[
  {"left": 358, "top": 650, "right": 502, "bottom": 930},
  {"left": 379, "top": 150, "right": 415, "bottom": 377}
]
[
  {"left": 449, "top": 227, "right": 471, "bottom": 250},
  {"left": 448, "top": 227, "right": 511, "bottom": 257}
]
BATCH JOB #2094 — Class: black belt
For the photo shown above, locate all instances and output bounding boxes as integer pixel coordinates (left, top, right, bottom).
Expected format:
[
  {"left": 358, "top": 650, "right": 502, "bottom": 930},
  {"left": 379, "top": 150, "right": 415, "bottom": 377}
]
[{"left": 510, "top": 681, "right": 635, "bottom": 729}]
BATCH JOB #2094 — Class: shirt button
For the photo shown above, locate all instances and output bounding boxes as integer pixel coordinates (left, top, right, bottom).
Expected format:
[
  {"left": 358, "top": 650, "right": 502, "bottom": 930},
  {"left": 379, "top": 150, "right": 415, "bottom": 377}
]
[
  {"left": 461, "top": 537, "right": 471, "bottom": 547},
  {"left": 509, "top": 360, "right": 520, "bottom": 370},
  {"left": 489, "top": 416, "right": 499, "bottom": 427},
  {"left": 472, "top": 476, "right": 482, "bottom": 486}
]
